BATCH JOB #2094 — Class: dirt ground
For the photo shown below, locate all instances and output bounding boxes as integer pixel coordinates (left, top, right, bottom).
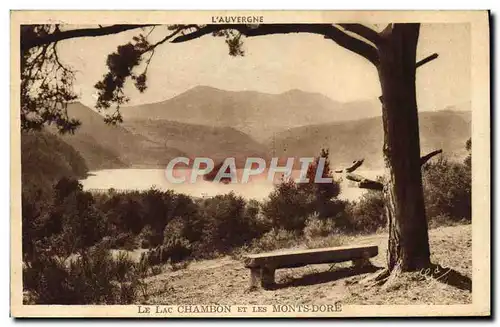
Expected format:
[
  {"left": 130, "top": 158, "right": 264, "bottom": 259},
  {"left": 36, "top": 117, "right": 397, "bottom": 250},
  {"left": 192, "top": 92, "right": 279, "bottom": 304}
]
[{"left": 140, "top": 224, "right": 472, "bottom": 305}]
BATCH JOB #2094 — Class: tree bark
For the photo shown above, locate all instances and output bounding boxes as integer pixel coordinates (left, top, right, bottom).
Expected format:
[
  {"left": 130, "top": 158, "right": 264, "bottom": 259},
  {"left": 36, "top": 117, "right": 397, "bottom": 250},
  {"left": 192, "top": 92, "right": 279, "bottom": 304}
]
[{"left": 377, "top": 24, "right": 430, "bottom": 271}]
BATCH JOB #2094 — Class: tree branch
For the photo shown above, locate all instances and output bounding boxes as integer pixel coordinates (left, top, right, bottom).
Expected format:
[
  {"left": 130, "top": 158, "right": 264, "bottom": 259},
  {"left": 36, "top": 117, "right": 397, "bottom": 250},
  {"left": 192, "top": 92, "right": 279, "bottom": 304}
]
[
  {"left": 337, "top": 24, "right": 382, "bottom": 45},
  {"left": 52, "top": 42, "right": 71, "bottom": 73},
  {"left": 334, "top": 159, "right": 365, "bottom": 173},
  {"left": 171, "top": 24, "right": 380, "bottom": 66},
  {"left": 336, "top": 149, "right": 442, "bottom": 192},
  {"left": 346, "top": 173, "right": 384, "bottom": 191},
  {"left": 345, "top": 173, "right": 365, "bottom": 182},
  {"left": 147, "top": 25, "right": 198, "bottom": 50},
  {"left": 420, "top": 149, "right": 442, "bottom": 166},
  {"left": 335, "top": 158, "right": 383, "bottom": 191},
  {"left": 21, "top": 24, "right": 156, "bottom": 51},
  {"left": 416, "top": 53, "right": 439, "bottom": 68}
]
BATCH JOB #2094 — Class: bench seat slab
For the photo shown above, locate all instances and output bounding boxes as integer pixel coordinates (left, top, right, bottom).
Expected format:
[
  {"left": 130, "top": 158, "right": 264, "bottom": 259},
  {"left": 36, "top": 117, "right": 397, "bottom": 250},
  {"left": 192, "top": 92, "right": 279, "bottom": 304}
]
[{"left": 244, "top": 244, "right": 378, "bottom": 269}]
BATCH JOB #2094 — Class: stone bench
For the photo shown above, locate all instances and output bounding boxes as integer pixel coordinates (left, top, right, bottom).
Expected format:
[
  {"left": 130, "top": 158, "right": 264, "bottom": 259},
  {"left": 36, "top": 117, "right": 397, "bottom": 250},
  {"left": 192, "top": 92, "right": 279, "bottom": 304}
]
[{"left": 243, "top": 244, "right": 378, "bottom": 288}]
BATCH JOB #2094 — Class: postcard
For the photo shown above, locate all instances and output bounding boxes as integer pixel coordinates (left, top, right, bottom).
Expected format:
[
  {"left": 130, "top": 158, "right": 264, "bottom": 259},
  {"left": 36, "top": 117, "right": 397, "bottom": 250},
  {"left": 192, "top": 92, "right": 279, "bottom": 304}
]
[{"left": 10, "top": 10, "right": 490, "bottom": 317}]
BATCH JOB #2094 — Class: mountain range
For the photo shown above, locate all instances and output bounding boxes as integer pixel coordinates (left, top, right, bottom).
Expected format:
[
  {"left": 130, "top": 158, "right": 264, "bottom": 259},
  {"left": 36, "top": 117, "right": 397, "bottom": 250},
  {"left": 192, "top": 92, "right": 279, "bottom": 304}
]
[
  {"left": 51, "top": 102, "right": 187, "bottom": 169},
  {"left": 120, "top": 86, "right": 382, "bottom": 142},
  {"left": 40, "top": 86, "right": 470, "bottom": 172},
  {"left": 269, "top": 109, "right": 471, "bottom": 169}
]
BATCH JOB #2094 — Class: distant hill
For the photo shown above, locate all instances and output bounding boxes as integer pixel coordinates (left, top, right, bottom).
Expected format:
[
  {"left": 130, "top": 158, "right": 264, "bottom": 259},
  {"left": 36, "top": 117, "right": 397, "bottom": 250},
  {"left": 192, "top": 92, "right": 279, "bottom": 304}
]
[
  {"left": 21, "top": 131, "right": 88, "bottom": 191},
  {"left": 50, "top": 100, "right": 470, "bottom": 172},
  {"left": 120, "top": 86, "right": 381, "bottom": 142},
  {"left": 269, "top": 110, "right": 471, "bottom": 169},
  {"left": 122, "top": 119, "right": 270, "bottom": 166},
  {"left": 54, "top": 102, "right": 188, "bottom": 169},
  {"left": 53, "top": 102, "right": 269, "bottom": 169}
]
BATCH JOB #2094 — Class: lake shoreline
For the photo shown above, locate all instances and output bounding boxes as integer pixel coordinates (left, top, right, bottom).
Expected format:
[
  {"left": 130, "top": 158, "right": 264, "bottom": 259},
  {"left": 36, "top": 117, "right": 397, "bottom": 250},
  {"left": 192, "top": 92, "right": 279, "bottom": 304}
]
[{"left": 80, "top": 168, "right": 386, "bottom": 202}]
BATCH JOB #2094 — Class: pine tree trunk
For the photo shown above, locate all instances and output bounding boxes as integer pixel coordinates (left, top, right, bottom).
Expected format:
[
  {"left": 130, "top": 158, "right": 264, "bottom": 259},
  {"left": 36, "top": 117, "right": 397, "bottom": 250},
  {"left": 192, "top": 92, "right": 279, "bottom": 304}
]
[{"left": 377, "top": 24, "right": 430, "bottom": 272}]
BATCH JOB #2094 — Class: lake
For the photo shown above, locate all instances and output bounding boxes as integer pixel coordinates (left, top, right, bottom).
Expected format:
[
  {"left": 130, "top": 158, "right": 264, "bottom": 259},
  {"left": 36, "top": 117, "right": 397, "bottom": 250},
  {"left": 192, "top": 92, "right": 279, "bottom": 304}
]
[{"left": 80, "top": 168, "right": 385, "bottom": 202}]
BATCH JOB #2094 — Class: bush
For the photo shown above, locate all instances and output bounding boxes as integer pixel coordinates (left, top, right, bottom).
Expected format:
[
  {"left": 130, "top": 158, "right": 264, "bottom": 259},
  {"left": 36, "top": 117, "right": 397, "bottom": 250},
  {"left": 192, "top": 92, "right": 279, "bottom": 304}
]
[
  {"left": 262, "top": 179, "right": 314, "bottom": 231},
  {"left": 243, "top": 199, "right": 272, "bottom": 239},
  {"left": 346, "top": 190, "right": 386, "bottom": 233},
  {"left": 137, "top": 225, "right": 155, "bottom": 249},
  {"left": 140, "top": 237, "right": 191, "bottom": 268},
  {"left": 33, "top": 179, "right": 107, "bottom": 258},
  {"left": 172, "top": 194, "right": 203, "bottom": 243},
  {"left": 250, "top": 228, "right": 300, "bottom": 253},
  {"left": 163, "top": 218, "right": 193, "bottom": 263},
  {"left": 23, "top": 255, "right": 72, "bottom": 304},
  {"left": 198, "top": 192, "right": 261, "bottom": 254},
  {"left": 100, "top": 194, "right": 145, "bottom": 235},
  {"left": 303, "top": 213, "right": 345, "bottom": 249},
  {"left": 163, "top": 217, "right": 185, "bottom": 243},
  {"left": 22, "top": 187, "right": 50, "bottom": 262},
  {"left": 164, "top": 237, "right": 192, "bottom": 264},
  {"left": 108, "top": 232, "right": 136, "bottom": 250},
  {"left": 23, "top": 246, "right": 143, "bottom": 304},
  {"left": 305, "top": 234, "right": 344, "bottom": 249},
  {"left": 303, "top": 213, "right": 336, "bottom": 240},
  {"left": 427, "top": 213, "right": 469, "bottom": 229},
  {"left": 140, "top": 188, "right": 176, "bottom": 244},
  {"left": 422, "top": 157, "right": 471, "bottom": 223},
  {"left": 262, "top": 149, "right": 345, "bottom": 232}
]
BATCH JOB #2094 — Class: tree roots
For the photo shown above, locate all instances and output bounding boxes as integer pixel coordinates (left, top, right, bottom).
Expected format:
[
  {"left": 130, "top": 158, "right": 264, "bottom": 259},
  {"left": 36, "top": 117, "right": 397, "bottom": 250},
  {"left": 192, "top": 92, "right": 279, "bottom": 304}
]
[{"left": 359, "top": 262, "right": 471, "bottom": 292}]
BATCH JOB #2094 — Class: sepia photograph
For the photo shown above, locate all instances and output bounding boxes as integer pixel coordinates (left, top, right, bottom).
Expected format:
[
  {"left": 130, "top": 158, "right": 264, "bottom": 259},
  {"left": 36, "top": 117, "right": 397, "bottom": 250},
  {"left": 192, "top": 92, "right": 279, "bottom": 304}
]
[{"left": 10, "top": 10, "right": 490, "bottom": 317}]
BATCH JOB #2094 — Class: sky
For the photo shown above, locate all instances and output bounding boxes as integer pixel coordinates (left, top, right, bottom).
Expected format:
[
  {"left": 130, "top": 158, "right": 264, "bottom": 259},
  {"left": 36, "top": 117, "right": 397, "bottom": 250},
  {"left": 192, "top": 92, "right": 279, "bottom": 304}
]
[{"left": 58, "top": 23, "right": 471, "bottom": 112}]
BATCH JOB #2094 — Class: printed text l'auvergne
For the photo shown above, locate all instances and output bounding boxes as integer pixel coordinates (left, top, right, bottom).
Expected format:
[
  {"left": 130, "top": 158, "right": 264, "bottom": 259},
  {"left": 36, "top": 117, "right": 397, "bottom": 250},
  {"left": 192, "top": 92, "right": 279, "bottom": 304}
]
[{"left": 211, "top": 16, "right": 264, "bottom": 24}]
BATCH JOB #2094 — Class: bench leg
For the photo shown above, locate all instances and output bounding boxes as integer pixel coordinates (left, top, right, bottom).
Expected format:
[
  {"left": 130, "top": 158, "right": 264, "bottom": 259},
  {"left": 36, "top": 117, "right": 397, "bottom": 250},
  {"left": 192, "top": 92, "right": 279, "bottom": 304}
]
[
  {"left": 249, "top": 268, "right": 260, "bottom": 288},
  {"left": 352, "top": 258, "right": 371, "bottom": 268},
  {"left": 249, "top": 267, "right": 275, "bottom": 289},
  {"left": 352, "top": 250, "right": 372, "bottom": 268},
  {"left": 261, "top": 267, "right": 275, "bottom": 289}
]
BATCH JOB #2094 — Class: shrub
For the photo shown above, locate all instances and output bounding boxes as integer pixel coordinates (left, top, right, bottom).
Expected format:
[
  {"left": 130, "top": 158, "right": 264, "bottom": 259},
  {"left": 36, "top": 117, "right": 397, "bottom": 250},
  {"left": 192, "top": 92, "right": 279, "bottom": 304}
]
[
  {"left": 137, "top": 225, "right": 156, "bottom": 249},
  {"left": 427, "top": 213, "right": 469, "bottom": 229},
  {"left": 422, "top": 157, "right": 471, "bottom": 223},
  {"left": 306, "top": 149, "right": 342, "bottom": 219},
  {"left": 303, "top": 213, "right": 336, "bottom": 240},
  {"left": 163, "top": 217, "right": 185, "bottom": 243},
  {"left": 243, "top": 199, "right": 272, "bottom": 239},
  {"left": 134, "top": 188, "right": 177, "bottom": 246},
  {"left": 262, "top": 149, "right": 345, "bottom": 232},
  {"left": 305, "top": 234, "right": 344, "bottom": 249},
  {"left": 163, "top": 218, "right": 193, "bottom": 263},
  {"left": 346, "top": 190, "right": 386, "bottom": 233},
  {"left": 68, "top": 246, "right": 141, "bottom": 304},
  {"left": 112, "top": 251, "right": 142, "bottom": 303},
  {"left": 37, "top": 179, "right": 107, "bottom": 258},
  {"left": 262, "top": 179, "right": 314, "bottom": 231},
  {"left": 164, "top": 237, "right": 192, "bottom": 264},
  {"left": 101, "top": 194, "right": 145, "bottom": 235},
  {"left": 140, "top": 237, "right": 191, "bottom": 269},
  {"left": 23, "top": 255, "right": 72, "bottom": 304},
  {"left": 464, "top": 138, "right": 471, "bottom": 168},
  {"left": 108, "top": 232, "right": 136, "bottom": 250},
  {"left": 250, "top": 228, "right": 300, "bottom": 253},
  {"left": 23, "top": 246, "right": 143, "bottom": 304},
  {"left": 198, "top": 192, "right": 257, "bottom": 254},
  {"left": 303, "top": 213, "right": 345, "bottom": 249},
  {"left": 22, "top": 187, "right": 50, "bottom": 262},
  {"left": 173, "top": 194, "right": 203, "bottom": 243}
]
